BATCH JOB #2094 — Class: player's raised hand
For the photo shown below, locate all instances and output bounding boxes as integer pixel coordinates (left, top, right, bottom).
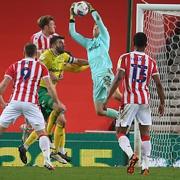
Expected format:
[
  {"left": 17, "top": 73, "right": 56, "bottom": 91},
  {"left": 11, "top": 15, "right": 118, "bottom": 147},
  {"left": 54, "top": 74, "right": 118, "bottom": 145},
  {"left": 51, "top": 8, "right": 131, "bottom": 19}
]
[
  {"left": 158, "top": 103, "right": 164, "bottom": 116},
  {"left": 70, "top": 3, "right": 76, "bottom": 17}
]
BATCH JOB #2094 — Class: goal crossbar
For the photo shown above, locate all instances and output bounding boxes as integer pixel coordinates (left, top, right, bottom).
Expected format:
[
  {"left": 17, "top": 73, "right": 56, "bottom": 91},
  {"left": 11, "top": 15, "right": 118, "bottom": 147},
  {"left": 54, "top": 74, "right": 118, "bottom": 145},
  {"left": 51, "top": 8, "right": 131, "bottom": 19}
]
[{"left": 136, "top": 4, "right": 180, "bottom": 32}]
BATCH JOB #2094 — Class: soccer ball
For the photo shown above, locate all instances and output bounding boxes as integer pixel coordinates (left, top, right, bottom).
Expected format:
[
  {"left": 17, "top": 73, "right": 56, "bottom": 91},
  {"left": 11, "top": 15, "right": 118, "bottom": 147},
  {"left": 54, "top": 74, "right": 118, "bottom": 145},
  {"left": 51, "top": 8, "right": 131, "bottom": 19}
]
[{"left": 73, "top": 1, "right": 89, "bottom": 16}]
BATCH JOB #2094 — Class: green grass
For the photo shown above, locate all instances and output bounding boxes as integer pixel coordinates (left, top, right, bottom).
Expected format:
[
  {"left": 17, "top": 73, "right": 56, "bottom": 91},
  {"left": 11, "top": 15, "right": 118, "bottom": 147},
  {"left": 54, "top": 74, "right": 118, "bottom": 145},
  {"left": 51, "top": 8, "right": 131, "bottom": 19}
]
[{"left": 0, "top": 167, "right": 179, "bottom": 180}]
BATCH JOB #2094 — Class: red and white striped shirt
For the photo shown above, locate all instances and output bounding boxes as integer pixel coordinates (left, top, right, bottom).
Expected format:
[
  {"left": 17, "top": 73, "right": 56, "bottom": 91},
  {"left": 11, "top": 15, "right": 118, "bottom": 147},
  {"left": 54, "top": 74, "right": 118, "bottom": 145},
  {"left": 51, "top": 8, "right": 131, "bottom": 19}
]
[
  {"left": 5, "top": 58, "right": 49, "bottom": 104},
  {"left": 117, "top": 51, "right": 159, "bottom": 104},
  {"left": 31, "top": 31, "right": 58, "bottom": 53}
]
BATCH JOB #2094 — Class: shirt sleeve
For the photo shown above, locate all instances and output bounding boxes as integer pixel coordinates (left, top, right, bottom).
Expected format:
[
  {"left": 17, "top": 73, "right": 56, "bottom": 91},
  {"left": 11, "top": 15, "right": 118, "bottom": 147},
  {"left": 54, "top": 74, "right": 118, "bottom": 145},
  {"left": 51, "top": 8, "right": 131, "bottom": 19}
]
[
  {"left": 31, "top": 34, "right": 42, "bottom": 54},
  {"left": 64, "top": 53, "right": 71, "bottom": 63},
  {"left": 31, "top": 35, "right": 38, "bottom": 48},
  {"left": 39, "top": 52, "right": 51, "bottom": 69},
  {"left": 152, "top": 60, "right": 159, "bottom": 76},
  {"left": 69, "top": 22, "right": 90, "bottom": 48},
  {"left": 5, "top": 64, "right": 15, "bottom": 79}
]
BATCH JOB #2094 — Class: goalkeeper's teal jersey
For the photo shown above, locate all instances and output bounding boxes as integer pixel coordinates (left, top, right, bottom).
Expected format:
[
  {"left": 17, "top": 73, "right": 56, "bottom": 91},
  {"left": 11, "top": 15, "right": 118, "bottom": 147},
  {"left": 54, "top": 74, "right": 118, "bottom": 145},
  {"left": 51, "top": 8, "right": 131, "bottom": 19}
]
[{"left": 69, "top": 11, "right": 112, "bottom": 80}]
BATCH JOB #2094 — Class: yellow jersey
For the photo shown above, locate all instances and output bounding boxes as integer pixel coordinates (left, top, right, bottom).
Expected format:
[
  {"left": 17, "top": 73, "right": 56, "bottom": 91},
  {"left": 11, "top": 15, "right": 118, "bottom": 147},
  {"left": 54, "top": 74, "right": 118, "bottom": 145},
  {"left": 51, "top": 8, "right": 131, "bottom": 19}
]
[{"left": 39, "top": 49, "right": 89, "bottom": 88}]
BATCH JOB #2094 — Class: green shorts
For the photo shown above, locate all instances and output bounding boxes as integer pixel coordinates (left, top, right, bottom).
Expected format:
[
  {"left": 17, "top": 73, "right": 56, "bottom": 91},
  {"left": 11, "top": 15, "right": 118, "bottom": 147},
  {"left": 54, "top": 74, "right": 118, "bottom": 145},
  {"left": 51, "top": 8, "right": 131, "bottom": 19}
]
[
  {"left": 93, "top": 70, "right": 114, "bottom": 103},
  {"left": 38, "top": 87, "right": 54, "bottom": 121}
]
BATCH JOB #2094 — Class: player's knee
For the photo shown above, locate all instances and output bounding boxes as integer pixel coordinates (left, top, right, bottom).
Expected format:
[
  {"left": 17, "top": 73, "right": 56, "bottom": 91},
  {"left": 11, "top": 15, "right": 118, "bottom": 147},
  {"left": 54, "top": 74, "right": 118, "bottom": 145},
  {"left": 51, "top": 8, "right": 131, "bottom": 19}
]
[
  {"left": 57, "top": 115, "right": 66, "bottom": 128},
  {"left": 96, "top": 110, "right": 104, "bottom": 116},
  {"left": 116, "top": 132, "right": 126, "bottom": 139},
  {"left": 141, "top": 134, "right": 150, "bottom": 141},
  {"left": 54, "top": 104, "right": 66, "bottom": 114},
  {"left": 36, "top": 129, "right": 47, "bottom": 137}
]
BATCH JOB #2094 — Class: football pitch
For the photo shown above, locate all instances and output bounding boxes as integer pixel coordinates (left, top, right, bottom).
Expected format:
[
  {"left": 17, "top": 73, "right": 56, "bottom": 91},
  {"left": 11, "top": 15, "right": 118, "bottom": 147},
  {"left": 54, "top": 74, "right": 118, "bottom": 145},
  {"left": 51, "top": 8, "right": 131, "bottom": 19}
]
[{"left": 0, "top": 167, "right": 179, "bottom": 180}]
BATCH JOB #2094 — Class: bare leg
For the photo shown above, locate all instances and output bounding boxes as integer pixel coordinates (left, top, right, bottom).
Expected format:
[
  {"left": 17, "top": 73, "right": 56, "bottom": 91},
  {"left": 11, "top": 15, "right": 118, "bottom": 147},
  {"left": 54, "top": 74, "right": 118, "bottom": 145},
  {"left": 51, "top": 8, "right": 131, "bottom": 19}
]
[
  {"left": 94, "top": 101, "right": 119, "bottom": 119},
  {"left": 112, "top": 88, "right": 122, "bottom": 101}
]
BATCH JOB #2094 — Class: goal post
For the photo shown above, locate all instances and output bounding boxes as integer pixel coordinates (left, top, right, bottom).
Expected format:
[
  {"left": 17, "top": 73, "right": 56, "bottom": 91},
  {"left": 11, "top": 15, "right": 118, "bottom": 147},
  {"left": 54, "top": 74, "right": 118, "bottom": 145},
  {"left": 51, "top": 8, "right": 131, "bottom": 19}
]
[{"left": 135, "top": 3, "right": 180, "bottom": 167}]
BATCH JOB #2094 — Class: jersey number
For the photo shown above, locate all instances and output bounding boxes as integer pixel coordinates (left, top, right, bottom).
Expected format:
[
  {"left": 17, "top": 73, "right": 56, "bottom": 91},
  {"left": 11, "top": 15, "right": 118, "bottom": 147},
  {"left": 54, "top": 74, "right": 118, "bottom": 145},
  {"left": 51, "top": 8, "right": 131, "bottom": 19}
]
[
  {"left": 131, "top": 64, "right": 147, "bottom": 83},
  {"left": 21, "top": 67, "right": 31, "bottom": 80}
]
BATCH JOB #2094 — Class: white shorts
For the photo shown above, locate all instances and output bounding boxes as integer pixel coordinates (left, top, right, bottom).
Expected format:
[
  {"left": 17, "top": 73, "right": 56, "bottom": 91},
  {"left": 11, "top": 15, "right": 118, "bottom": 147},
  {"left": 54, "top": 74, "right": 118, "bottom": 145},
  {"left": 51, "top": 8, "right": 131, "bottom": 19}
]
[
  {"left": 116, "top": 104, "right": 152, "bottom": 127},
  {"left": 0, "top": 100, "right": 45, "bottom": 131}
]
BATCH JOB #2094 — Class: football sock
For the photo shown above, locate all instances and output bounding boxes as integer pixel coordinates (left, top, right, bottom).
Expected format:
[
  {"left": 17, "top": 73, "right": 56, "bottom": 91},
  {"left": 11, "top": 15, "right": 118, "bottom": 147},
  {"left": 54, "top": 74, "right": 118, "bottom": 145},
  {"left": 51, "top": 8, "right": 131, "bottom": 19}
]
[
  {"left": 54, "top": 124, "right": 64, "bottom": 153},
  {"left": 105, "top": 108, "right": 119, "bottom": 119},
  {"left": 24, "top": 130, "right": 38, "bottom": 150},
  {"left": 46, "top": 110, "right": 59, "bottom": 135},
  {"left": 59, "top": 128, "right": 66, "bottom": 154},
  {"left": 39, "top": 135, "right": 51, "bottom": 162},
  {"left": 141, "top": 140, "right": 151, "bottom": 170},
  {"left": 118, "top": 135, "right": 133, "bottom": 159}
]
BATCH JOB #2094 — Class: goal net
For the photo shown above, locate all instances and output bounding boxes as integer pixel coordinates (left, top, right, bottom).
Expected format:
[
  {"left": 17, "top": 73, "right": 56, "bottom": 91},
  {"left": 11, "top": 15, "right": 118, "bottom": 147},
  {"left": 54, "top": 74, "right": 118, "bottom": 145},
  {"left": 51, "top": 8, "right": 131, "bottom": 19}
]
[{"left": 136, "top": 4, "right": 180, "bottom": 167}]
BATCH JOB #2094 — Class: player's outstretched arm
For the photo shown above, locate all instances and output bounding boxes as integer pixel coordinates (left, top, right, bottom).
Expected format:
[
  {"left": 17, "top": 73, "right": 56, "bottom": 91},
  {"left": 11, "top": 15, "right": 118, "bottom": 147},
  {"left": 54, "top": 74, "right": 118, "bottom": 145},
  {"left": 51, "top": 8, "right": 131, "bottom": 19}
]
[
  {"left": 65, "top": 56, "right": 89, "bottom": 72},
  {"left": 153, "top": 74, "right": 165, "bottom": 116},
  {"left": 69, "top": 57, "right": 89, "bottom": 66},
  {"left": 64, "top": 63, "right": 89, "bottom": 73},
  {"left": 69, "top": 4, "right": 89, "bottom": 48},
  {"left": 87, "top": 2, "right": 110, "bottom": 46}
]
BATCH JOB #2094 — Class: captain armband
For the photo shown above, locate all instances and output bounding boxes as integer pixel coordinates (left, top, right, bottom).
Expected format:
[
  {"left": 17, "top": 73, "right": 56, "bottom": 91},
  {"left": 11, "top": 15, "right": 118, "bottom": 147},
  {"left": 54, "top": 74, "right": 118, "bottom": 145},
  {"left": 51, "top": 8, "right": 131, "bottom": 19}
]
[{"left": 68, "top": 57, "right": 78, "bottom": 64}]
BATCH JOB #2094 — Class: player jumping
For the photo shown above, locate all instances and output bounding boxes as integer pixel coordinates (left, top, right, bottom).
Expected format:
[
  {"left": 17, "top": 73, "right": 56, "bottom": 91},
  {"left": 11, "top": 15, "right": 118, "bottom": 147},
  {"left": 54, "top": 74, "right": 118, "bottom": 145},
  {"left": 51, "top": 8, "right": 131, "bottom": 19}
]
[{"left": 69, "top": 2, "right": 122, "bottom": 121}]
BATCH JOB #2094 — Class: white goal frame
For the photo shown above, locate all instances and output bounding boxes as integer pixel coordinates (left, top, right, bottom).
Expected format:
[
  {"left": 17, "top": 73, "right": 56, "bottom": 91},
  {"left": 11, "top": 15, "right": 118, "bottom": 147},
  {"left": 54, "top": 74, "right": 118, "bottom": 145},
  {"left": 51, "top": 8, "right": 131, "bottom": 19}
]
[{"left": 135, "top": 3, "right": 180, "bottom": 166}]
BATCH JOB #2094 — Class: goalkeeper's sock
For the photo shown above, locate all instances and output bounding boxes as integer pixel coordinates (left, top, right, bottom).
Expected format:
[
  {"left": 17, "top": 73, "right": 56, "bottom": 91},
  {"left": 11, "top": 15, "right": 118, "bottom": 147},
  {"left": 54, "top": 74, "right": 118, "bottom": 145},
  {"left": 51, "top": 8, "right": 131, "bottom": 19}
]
[
  {"left": 59, "top": 128, "right": 66, "bottom": 154},
  {"left": 24, "top": 130, "right": 38, "bottom": 150},
  {"left": 39, "top": 135, "right": 51, "bottom": 162},
  {"left": 53, "top": 124, "right": 63, "bottom": 153},
  {"left": 118, "top": 133, "right": 133, "bottom": 159},
  {"left": 105, "top": 108, "right": 119, "bottom": 119},
  {"left": 141, "top": 135, "right": 151, "bottom": 170},
  {"left": 46, "top": 110, "right": 59, "bottom": 135}
]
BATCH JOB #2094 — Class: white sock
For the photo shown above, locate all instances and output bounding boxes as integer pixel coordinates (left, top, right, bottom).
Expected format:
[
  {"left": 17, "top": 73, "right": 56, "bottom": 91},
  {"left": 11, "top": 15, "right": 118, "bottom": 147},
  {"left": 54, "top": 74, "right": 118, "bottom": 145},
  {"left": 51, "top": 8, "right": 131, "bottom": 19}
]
[
  {"left": 118, "top": 136, "right": 133, "bottom": 159},
  {"left": 141, "top": 140, "right": 151, "bottom": 170},
  {"left": 23, "top": 144, "right": 29, "bottom": 150},
  {"left": 39, "top": 136, "right": 51, "bottom": 163},
  {"left": 59, "top": 147, "right": 66, "bottom": 154}
]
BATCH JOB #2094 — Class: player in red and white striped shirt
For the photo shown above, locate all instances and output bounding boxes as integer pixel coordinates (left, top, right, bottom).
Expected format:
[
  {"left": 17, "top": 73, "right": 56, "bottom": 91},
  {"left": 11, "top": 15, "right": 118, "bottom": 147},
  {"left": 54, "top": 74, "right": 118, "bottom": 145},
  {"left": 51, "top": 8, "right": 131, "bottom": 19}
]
[
  {"left": 31, "top": 15, "right": 57, "bottom": 57},
  {"left": 6, "top": 57, "right": 48, "bottom": 104},
  {"left": 106, "top": 32, "right": 165, "bottom": 175},
  {"left": 0, "top": 43, "right": 66, "bottom": 170}
]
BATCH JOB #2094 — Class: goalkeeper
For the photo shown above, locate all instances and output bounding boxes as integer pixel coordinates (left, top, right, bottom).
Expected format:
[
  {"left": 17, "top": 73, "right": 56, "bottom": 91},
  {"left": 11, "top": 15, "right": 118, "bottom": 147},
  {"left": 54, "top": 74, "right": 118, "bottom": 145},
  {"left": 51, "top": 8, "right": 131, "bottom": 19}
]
[
  {"left": 18, "top": 35, "right": 89, "bottom": 164},
  {"left": 69, "top": 2, "right": 122, "bottom": 121}
]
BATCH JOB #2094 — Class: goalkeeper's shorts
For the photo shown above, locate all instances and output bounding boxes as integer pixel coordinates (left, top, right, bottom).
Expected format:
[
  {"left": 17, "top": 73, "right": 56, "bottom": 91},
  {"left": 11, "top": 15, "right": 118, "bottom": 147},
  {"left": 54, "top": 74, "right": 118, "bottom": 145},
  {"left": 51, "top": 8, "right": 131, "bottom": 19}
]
[
  {"left": 38, "top": 86, "right": 54, "bottom": 121},
  {"left": 93, "top": 70, "right": 114, "bottom": 103}
]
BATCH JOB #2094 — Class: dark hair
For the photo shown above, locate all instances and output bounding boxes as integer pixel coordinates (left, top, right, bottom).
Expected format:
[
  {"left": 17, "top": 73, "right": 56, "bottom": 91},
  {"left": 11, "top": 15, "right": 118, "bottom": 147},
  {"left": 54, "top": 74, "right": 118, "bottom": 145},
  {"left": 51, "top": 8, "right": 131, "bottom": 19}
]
[
  {"left": 24, "top": 43, "right": 37, "bottom": 57},
  {"left": 133, "top": 32, "right": 147, "bottom": 48},
  {"left": 50, "top": 35, "right": 65, "bottom": 46},
  {"left": 37, "top": 15, "right": 54, "bottom": 29}
]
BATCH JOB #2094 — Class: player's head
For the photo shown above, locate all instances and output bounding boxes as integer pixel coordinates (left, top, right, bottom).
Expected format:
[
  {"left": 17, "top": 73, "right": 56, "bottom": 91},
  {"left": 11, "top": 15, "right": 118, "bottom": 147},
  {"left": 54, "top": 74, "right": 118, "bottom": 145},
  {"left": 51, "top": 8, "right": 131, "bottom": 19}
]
[
  {"left": 50, "top": 35, "right": 65, "bottom": 54},
  {"left": 24, "top": 43, "right": 37, "bottom": 58},
  {"left": 133, "top": 32, "right": 147, "bottom": 50},
  {"left": 93, "top": 24, "right": 99, "bottom": 38},
  {"left": 37, "top": 15, "right": 56, "bottom": 35}
]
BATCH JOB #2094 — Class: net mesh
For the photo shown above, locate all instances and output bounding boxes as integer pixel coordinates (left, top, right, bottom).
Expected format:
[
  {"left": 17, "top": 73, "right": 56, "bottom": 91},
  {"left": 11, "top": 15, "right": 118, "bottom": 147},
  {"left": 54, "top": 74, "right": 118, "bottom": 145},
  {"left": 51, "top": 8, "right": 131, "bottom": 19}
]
[{"left": 143, "top": 10, "right": 180, "bottom": 166}]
